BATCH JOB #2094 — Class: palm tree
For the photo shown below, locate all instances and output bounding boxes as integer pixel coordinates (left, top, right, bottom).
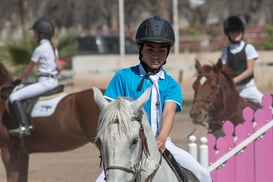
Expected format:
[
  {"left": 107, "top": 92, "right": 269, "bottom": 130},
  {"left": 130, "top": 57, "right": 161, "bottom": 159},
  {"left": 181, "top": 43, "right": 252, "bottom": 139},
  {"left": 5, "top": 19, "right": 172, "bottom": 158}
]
[{"left": 0, "top": 31, "right": 77, "bottom": 77}]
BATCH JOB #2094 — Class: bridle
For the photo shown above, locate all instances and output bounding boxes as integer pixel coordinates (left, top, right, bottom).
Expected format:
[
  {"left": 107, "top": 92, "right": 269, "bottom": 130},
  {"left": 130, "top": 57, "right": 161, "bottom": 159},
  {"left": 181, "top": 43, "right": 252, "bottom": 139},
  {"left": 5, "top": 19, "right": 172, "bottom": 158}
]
[
  {"left": 192, "top": 74, "right": 223, "bottom": 112},
  {"left": 97, "top": 115, "right": 162, "bottom": 182},
  {"left": 192, "top": 73, "right": 238, "bottom": 130}
]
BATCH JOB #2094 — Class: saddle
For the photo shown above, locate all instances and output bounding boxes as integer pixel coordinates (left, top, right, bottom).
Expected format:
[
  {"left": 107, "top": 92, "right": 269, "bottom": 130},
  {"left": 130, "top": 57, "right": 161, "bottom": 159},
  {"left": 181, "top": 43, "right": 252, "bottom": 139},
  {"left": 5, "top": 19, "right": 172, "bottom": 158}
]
[
  {"left": 163, "top": 149, "right": 200, "bottom": 182},
  {"left": 10, "top": 85, "right": 64, "bottom": 118},
  {"left": 245, "top": 99, "right": 262, "bottom": 109}
]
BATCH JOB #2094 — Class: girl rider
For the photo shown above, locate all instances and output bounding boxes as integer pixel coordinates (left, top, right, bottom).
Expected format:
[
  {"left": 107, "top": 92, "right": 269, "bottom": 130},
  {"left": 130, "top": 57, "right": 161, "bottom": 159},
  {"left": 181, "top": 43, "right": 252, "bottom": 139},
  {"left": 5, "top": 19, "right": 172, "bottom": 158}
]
[
  {"left": 9, "top": 18, "right": 59, "bottom": 136},
  {"left": 220, "top": 15, "right": 263, "bottom": 105}
]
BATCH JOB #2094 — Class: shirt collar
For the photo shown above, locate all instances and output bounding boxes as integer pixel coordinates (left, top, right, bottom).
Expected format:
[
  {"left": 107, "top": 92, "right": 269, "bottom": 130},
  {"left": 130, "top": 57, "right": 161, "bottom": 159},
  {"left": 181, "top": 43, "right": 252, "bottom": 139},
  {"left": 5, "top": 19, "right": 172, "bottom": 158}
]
[
  {"left": 229, "top": 41, "right": 245, "bottom": 54},
  {"left": 138, "top": 64, "right": 165, "bottom": 80},
  {"left": 40, "top": 39, "right": 50, "bottom": 44}
]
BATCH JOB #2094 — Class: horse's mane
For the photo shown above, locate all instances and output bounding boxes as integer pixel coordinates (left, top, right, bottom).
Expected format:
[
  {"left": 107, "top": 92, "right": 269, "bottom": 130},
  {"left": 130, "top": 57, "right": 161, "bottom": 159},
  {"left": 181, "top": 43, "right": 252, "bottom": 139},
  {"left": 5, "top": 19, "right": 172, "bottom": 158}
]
[
  {"left": 96, "top": 97, "right": 141, "bottom": 140},
  {"left": 215, "top": 64, "right": 236, "bottom": 89},
  {"left": 202, "top": 62, "right": 236, "bottom": 90},
  {"left": 0, "top": 61, "right": 12, "bottom": 84}
]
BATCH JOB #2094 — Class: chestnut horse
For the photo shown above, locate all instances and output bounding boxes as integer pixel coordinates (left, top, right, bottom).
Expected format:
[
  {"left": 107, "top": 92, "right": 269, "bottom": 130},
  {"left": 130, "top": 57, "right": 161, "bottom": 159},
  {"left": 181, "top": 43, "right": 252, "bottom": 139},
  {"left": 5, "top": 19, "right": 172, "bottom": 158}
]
[
  {"left": 0, "top": 61, "right": 102, "bottom": 182},
  {"left": 190, "top": 59, "right": 259, "bottom": 137}
]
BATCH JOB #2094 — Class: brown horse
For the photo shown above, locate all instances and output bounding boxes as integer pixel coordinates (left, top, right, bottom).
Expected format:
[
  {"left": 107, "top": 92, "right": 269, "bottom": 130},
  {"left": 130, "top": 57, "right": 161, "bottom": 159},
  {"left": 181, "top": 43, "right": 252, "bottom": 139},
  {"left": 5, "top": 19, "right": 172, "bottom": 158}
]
[
  {"left": 189, "top": 59, "right": 259, "bottom": 137},
  {"left": 0, "top": 61, "right": 102, "bottom": 182}
]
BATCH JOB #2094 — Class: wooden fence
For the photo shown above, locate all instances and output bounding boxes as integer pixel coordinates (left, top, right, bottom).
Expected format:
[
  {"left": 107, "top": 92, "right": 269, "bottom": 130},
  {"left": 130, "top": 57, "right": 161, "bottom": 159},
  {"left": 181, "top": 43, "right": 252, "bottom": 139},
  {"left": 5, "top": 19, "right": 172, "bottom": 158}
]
[{"left": 188, "top": 93, "right": 273, "bottom": 182}]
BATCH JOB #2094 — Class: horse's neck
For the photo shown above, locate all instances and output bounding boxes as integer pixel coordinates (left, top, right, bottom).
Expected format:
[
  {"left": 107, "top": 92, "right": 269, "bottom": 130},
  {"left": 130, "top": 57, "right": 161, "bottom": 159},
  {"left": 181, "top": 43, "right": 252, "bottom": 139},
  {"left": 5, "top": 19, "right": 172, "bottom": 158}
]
[
  {"left": 142, "top": 123, "right": 178, "bottom": 181},
  {"left": 231, "top": 97, "right": 255, "bottom": 124},
  {"left": 216, "top": 93, "right": 244, "bottom": 121},
  {"left": 143, "top": 122, "right": 161, "bottom": 161},
  {"left": 211, "top": 96, "right": 247, "bottom": 136},
  {"left": 140, "top": 122, "right": 162, "bottom": 172}
]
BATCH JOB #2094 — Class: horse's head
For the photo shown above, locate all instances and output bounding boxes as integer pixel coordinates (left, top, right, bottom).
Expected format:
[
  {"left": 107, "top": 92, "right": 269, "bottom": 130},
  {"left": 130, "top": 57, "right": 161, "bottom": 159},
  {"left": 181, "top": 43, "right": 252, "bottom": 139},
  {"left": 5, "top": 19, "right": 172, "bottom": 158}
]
[
  {"left": 190, "top": 59, "right": 237, "bottom": 127},
  {"left": 93, "top": 87, "right": 152, "bottom": 182}
]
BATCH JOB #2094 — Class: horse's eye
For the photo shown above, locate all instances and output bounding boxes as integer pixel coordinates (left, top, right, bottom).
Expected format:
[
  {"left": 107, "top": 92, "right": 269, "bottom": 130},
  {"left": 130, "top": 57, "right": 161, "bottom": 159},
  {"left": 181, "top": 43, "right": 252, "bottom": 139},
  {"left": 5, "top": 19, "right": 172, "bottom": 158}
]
[
  {"left": 210, "top": 80, "right": 218, "bottom": 89},
  {"left": 131, "top": 138, "right": 139, "bottom": 146}
]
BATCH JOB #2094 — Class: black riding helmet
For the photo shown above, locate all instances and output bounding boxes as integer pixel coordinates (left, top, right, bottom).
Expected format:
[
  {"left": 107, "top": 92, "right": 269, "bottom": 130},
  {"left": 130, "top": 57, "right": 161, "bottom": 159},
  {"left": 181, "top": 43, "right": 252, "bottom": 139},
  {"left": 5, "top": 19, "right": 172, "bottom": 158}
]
[
  {"left": 135, "top": 17, "right": 175, "bottom": 90},
  {"left": 135, "top": 16, "right": 175, "bottom": 62},
  {"left": 135, "top": 16, "right": 175, "bottom": 46},
  {"left": 31, "top": 18, "right": 54, "bottom": 37},
  {"left": 223, "top": 16, "right": 245, "bottom": 35}
]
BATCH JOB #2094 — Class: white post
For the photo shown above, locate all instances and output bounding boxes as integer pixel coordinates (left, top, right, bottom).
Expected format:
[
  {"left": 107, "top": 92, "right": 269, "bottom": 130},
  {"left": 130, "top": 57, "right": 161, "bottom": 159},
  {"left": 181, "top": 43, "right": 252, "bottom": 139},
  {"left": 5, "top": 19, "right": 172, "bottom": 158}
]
[
  {"left": 199, "top": 137, "right": 209, "bottom": 168},
  {"left": 188, "top": 135, "right": 198, "bottom": 160},
  {"left": 172, "top": 0, "right": 179, "bottom": 55},
  {"left": 118, "top": 0, "right": 125, "bottom": 56}
]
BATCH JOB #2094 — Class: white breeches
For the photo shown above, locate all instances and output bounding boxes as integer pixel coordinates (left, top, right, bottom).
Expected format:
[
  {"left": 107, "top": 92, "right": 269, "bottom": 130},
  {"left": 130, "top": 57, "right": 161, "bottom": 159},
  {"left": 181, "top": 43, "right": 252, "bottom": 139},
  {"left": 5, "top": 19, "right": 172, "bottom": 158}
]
[
  {"left": 236, "top": 79, "right": 263, "bottom": 105},
  {"left": 165, "top": 137, "right": 212, "bottom": 182},
  {"left": 9, "top": 77, "right": 58, "bottom": 102}
]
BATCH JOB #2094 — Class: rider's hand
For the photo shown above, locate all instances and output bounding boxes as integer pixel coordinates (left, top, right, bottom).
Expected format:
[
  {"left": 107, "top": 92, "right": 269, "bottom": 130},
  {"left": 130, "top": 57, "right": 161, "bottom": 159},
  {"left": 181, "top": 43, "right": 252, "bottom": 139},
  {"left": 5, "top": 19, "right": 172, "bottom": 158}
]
[
  {"left": 11, "top": 79, "right": 22, "bottom": 86},
  {"left": 156, "top": 136, "right": 167, "bottom": 153}
]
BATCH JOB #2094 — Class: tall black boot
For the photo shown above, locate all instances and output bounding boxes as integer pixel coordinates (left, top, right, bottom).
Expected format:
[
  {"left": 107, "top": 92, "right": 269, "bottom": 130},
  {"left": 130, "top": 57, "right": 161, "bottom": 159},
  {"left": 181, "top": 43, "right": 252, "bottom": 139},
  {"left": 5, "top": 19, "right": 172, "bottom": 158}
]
[{"left": 9, "top": 100, "right": 32, "bottom": 136}]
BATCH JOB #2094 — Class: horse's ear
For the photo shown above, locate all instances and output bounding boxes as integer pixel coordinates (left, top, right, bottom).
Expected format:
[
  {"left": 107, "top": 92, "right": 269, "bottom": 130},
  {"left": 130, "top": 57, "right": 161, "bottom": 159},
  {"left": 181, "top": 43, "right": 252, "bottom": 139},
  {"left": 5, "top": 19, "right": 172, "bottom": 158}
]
[
  {"left": 215, "top": 58, "right": 223, "bottom": 72},
  {"left": 195, "top": 59, "right": 202, "bottom": 73},
  {"left": 92, "top": 87, "right": 109, "bottom": 110},
  {"left": 133, "top": 87, "right": 152, "bottom": 110}
]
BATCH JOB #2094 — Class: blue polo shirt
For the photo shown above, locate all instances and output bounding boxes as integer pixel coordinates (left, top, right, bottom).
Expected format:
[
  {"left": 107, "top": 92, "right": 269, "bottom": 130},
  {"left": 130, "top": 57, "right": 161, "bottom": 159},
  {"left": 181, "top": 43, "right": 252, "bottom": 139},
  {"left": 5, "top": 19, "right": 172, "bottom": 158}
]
[{"left": 104, "top": 64, "right": 182, "bottom": 125}]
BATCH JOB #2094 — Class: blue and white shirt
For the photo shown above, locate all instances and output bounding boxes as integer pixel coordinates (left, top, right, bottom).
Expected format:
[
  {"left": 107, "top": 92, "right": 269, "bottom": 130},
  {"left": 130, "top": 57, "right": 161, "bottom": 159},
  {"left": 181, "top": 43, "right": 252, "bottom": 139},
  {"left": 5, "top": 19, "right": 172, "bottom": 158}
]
[{"left": 104, "top": 64, "right": 182, "bottom": 135}]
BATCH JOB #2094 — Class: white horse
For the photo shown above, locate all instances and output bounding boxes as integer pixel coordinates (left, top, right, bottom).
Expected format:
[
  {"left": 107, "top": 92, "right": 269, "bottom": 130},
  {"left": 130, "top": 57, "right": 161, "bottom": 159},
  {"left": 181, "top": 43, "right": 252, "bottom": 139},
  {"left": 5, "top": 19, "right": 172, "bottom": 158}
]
[{"left": 93, "top": 87, "right": 181, "bottom": 182}]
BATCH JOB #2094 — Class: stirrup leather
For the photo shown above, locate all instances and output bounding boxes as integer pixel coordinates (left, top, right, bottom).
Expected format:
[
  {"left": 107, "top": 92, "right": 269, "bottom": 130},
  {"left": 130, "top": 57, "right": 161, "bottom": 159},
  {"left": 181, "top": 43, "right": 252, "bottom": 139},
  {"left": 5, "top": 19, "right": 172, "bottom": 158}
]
[{"left": 9, "top": 126, "right": 32, "bottom": 136}]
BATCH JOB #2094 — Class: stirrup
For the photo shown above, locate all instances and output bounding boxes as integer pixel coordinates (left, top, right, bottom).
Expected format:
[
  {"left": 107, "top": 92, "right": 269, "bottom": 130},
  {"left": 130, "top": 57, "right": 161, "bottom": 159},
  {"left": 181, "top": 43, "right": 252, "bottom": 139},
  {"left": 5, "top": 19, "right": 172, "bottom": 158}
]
[{"left": 9, "top": 126, "right": 31, "bottom": 136}]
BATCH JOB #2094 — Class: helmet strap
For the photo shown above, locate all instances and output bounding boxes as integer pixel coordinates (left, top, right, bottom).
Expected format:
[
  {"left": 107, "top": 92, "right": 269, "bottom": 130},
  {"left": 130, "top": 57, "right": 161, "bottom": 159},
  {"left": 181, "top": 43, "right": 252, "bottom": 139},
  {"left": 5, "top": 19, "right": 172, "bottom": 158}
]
[
  {"left": 228, "top": 32, "right": 244, "bottom": 44},
  {"left": 37, "top": 33, "right": 41, "bottom": 43},
  {"left": 140, "top": 60, "right": 161, "bottom": 74},
  {"left": 138, "top": 44, "right": 170, "bottom": 74}
]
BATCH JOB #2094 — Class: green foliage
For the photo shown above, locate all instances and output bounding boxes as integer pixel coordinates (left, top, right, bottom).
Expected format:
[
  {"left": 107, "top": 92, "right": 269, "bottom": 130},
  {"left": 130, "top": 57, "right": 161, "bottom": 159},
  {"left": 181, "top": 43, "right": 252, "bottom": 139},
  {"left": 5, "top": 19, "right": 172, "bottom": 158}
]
[
  {"left": 209, "top": 25, "right": 221, "bottom": 38},
  {"left": 0, "top": 31, "right": 77, "bottom": 73},
  {"left": 188, "top": 19, "right": 203, "bottom": 36},
  {"left": 262, "top": 24, "right": 273, "bottom": 50},
  {"left": 0, "top": 32, "right": 36, "bottom": 72},
  {"left": 56, "top": 31, "right": 77, "bottom": 69}
]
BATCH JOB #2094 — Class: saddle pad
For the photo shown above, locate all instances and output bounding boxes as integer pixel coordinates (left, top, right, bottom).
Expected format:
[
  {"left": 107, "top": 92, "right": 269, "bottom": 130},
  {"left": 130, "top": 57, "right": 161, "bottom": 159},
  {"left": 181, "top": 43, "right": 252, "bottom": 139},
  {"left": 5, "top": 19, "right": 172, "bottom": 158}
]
[{"left": 31, "top": 93, "right": 68, "bottom": 117}]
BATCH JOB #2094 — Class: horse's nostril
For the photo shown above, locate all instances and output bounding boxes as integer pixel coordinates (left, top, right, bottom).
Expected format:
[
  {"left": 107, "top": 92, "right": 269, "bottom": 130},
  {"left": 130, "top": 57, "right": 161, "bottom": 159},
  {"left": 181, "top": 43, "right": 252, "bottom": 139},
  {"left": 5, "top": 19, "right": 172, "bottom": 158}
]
[
  {"left": 190, "top": 111, "right": 198, "bottom": 119},
  {"left": 190, "top": 110, "right": 203, "bottom": 121}
]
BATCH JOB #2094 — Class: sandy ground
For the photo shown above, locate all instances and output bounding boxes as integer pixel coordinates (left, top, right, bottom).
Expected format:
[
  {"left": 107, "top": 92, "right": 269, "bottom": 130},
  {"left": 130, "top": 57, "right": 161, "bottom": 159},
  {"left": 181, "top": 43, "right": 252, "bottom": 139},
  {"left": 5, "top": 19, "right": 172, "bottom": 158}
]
[{"left": 0, "top": 77, "right": 208, "bottom": 182}]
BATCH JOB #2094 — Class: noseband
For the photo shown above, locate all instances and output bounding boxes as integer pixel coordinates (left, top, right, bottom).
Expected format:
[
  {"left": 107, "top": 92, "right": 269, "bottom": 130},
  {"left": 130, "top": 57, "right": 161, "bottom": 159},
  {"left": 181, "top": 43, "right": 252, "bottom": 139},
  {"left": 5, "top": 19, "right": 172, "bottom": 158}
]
[{"left": 98, "top": 115, "right": 162, "bottom": 181}]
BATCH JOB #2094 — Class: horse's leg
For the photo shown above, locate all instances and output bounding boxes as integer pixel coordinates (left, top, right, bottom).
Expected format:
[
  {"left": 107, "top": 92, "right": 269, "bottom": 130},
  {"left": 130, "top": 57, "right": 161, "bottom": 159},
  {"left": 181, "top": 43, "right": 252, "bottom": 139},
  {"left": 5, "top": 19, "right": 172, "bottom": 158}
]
[{"left": 1, "top": 146, "right": 29, "bottom": 182}]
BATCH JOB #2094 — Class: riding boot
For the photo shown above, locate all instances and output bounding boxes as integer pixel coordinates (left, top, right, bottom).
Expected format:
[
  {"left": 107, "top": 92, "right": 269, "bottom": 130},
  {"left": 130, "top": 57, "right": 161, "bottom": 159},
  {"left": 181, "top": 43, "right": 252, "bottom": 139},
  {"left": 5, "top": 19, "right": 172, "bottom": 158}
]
[{"left": 9, "top": 100, "right": 32, "bottom": 136}]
